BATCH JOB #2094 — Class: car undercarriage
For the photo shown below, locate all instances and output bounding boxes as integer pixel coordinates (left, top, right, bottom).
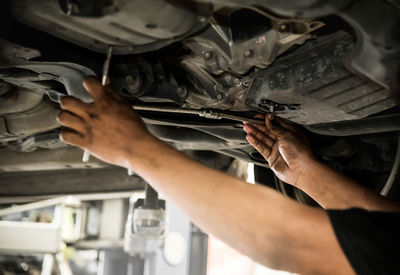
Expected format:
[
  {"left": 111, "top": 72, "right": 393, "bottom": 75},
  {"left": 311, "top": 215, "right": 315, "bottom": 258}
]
[{"left": 1, "top": 0, "right": 400, "bottom": 274}]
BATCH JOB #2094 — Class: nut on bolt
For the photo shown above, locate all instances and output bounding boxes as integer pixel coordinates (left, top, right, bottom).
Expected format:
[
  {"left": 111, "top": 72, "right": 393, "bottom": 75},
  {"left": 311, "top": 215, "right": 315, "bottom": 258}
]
[
  {"left": 203, "top": 51, "right": 213, "bottom": 60},
  {"left": 125, "top": 75, "right": 141, "bottom": 92},
  {"left": 66, "top": 2, "right": 80, "bottom": 15},
  {"left": 126, "top": 75, "right": 137, "bottom": 85},
  {"left": 176, "top": 87, "right": 187, "bottom": 97},
  {"left": 234, "top": 78, "right": 242, "bottom": 86},
  {"left": 279, "top": 23, "right": 289, "bottom": 32},
  {"left": 198, "top": 17, "right": 207, "bottom": 23},
  {"left": 244, "top": 49, "right": 254, "bottom": 58}
]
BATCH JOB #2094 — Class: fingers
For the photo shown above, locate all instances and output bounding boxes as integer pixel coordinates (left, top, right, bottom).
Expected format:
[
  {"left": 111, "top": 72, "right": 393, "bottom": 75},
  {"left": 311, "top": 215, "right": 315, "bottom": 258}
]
[
  {"left": 265, "top": 113, "right": 274, "bottom": 137},
  {"left": 247, "top": 123, "right": 270, "bottom": 137},
  {"left": 243, "top": 113, "right": 266, "bottom": 124},
  {"left": 243, "top": 124, "right": 274, "bottom": 147},
  {"left": 60, "top": 96, "right": 91, "bottom": 119},
  {"left": 275, "top": 117, "right": 297, "bottom": 132},
  {"left": 60, "top": 129, "right": 85, "bottom": 147},
  {"left": 246, "top": 133, "right": 271, "bottom": 158},
  {"left": 255, "top": 113, "right": 266, "bottom": 120},
  {"left": 244, "top": 114, "right": 267, "bottom": 132},
  {"left": 249, "top": 112, "right": 296, "bottom": 140},
  {"left": 265, "top": 115, "right": 287, "bottom": 138},
  {"left": 57, "top": 110, "right": 87, "bottom": 134},
  {"left": 105, "top": 84, "right": 124, "bottom": 102},
  {"left": 83, "top": 76, "right": 107, "bottom": 101}
]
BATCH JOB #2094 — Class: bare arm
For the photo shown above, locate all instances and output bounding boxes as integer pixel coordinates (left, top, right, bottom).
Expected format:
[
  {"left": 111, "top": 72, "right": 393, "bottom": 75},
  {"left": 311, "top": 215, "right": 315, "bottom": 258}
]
[
  {"left": 57, "top": 77, "right": 354, "bottom": 275},
  {"left": 244, "top": 114, "right": 400, "bottom": 211},
  {"left": 297, "top": 160, "right": 400, "bottom": 211}
]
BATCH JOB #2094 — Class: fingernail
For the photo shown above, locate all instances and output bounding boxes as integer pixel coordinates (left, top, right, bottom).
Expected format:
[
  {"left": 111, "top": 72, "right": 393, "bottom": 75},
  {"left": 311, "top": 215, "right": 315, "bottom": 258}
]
[
  {"left": 84, "top": 75, "right": 97, "bottom": 81},
  {"left": 82, "top": 75, "right": 98, "bottom": 86},
  {"left": 105, "top": 76, "right": 111, "bottom": 85}
]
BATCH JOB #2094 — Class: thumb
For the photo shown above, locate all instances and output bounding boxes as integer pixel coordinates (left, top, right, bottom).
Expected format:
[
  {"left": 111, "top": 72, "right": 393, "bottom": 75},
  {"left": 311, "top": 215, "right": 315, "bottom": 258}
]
[
  {"left": 275, "top": 117, "right": 297, "bottom": 132},
  {"left": 83, "top": 76, "right": 106, "bottom": 101}
]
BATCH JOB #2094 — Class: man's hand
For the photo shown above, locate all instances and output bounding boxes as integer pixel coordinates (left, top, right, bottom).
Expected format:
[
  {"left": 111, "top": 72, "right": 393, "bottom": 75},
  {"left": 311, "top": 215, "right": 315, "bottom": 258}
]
[
  {"left": 244, "top": 114, "right": 314, "bottom": 186},
  {"left": 57, "top": 77, "right": 153, "bottom": 168}
]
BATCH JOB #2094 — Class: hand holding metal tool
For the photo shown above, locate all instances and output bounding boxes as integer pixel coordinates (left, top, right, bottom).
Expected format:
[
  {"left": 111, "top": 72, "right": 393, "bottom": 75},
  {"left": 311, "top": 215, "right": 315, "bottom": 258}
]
[{"left": 82, "top": 46, "right": 113, "bottom": 163}]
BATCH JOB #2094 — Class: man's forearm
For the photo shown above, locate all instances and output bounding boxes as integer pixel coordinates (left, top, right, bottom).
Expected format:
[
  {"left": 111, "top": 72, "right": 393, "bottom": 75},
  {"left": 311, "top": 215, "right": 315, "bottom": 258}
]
[
  {"left": 127, "top": 136, "right": 353, "bottom": 275},
  {"left": 57, "top": 78, "right": 354, "bottom": 274},
  {"left": 296, "top": 160, "right": 400, "bottom": 211},
  {"left": 243, "top": 115, "right": 400, "bottom": 212}
]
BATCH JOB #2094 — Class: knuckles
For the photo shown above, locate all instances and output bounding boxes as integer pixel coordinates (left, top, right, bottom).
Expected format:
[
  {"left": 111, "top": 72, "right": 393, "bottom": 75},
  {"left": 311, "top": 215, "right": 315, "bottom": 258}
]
[
  {"left": 98, "top": 100, "right": 111, "bottom": 110},
  {"left": 60, "top": 96, "right": 75, "bottom": 107},
  {"left": 59, "top": 130, "right": 72, "bottom": 143},
  {"left": 60, "top": 130, "right": 86, "bottom": 147},
  {"left": 57, "top": 111, "right": 68, "bottom": 123}
]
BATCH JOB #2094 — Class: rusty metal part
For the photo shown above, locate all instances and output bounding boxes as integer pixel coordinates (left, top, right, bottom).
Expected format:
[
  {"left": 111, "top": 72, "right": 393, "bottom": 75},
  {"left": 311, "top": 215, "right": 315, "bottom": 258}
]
[{"left": 184, "top": 7, "right": 324, "bottom": 75}]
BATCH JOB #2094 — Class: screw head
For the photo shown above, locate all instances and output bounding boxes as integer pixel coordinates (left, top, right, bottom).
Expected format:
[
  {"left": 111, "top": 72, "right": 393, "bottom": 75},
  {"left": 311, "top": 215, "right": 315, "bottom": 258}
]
[
  {"left": 66, "top": 2, "right": 80, "bottom": 15},
  {"left": 234, "top": 78, "right": 242, "bottom": 86},
  {"left": 279, "top": 24, "right": 289, "bottom": 32},
  {"left": 176, "top": 87, "right": 187, "bottom": 97},
  {"left": 125, "top": 75, "right": 141, "bottom": 92},
  {"left": 244, "top": 49, "right": 254, "bottom": 58},
  {"left": 125, "top": 75, "right": 137, "bottom": 84},
  {"left": 203, "top": 51, "right": 213, "bottom": 60}
]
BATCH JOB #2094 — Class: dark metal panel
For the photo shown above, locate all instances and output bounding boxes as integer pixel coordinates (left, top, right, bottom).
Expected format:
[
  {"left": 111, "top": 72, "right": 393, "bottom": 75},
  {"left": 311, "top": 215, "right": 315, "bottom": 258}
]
[
  {"left": 0, "top": 168, "right": 145, "bottom": 196},
  {"left": 11, "top": 0, "right": 211, "bottom": 54},
  {"left": 244, "top": 32, "right": 397, "bottom": 124}
]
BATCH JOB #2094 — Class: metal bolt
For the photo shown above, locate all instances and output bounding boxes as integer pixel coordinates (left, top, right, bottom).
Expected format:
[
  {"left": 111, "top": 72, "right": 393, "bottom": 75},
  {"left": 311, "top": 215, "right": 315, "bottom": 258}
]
[
  {"left": 176, "top": 87, "right": 187, "bottom": 97},
  {"left": 203, "top": 51, "right": 213, "bottom": 60},
  {"left": 259, "top": 98, "right": 269, "bottom": 105},
  {"left": 125, "top": 75, "right": 141, "bottom": 92},
  {"left": 126, "top": 75, "right": 137, "bottom": 85},
  {"left": 269, "top": 104, "right": 275, "bottom": 113},
  {"left": 127, "top": 84, "right": 135, "bottom": 91},
  {"left": 279, "top": 24, "right": 289, "bottom": 32},
  {"left": 234, "top": 78, "right": 242, "bottom": 86},
  {"left": 244, "top": 49, "right": 254, "bottom": 58},
  {"left": 224, "top": 75, "right": 232, "bottom": 82},
  {"left": 67, "top": 2, "right": 80, "bottom": 15}
]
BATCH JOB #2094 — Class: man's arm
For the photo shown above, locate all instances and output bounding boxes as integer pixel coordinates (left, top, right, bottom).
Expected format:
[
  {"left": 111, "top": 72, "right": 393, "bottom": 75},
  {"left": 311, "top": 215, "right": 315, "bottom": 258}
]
[
  {"left": 244, "top": 114, "right": 400, "bottom": 212},
  {"left": 57, "top": 77, "right": 354, "bottom": 275}
]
